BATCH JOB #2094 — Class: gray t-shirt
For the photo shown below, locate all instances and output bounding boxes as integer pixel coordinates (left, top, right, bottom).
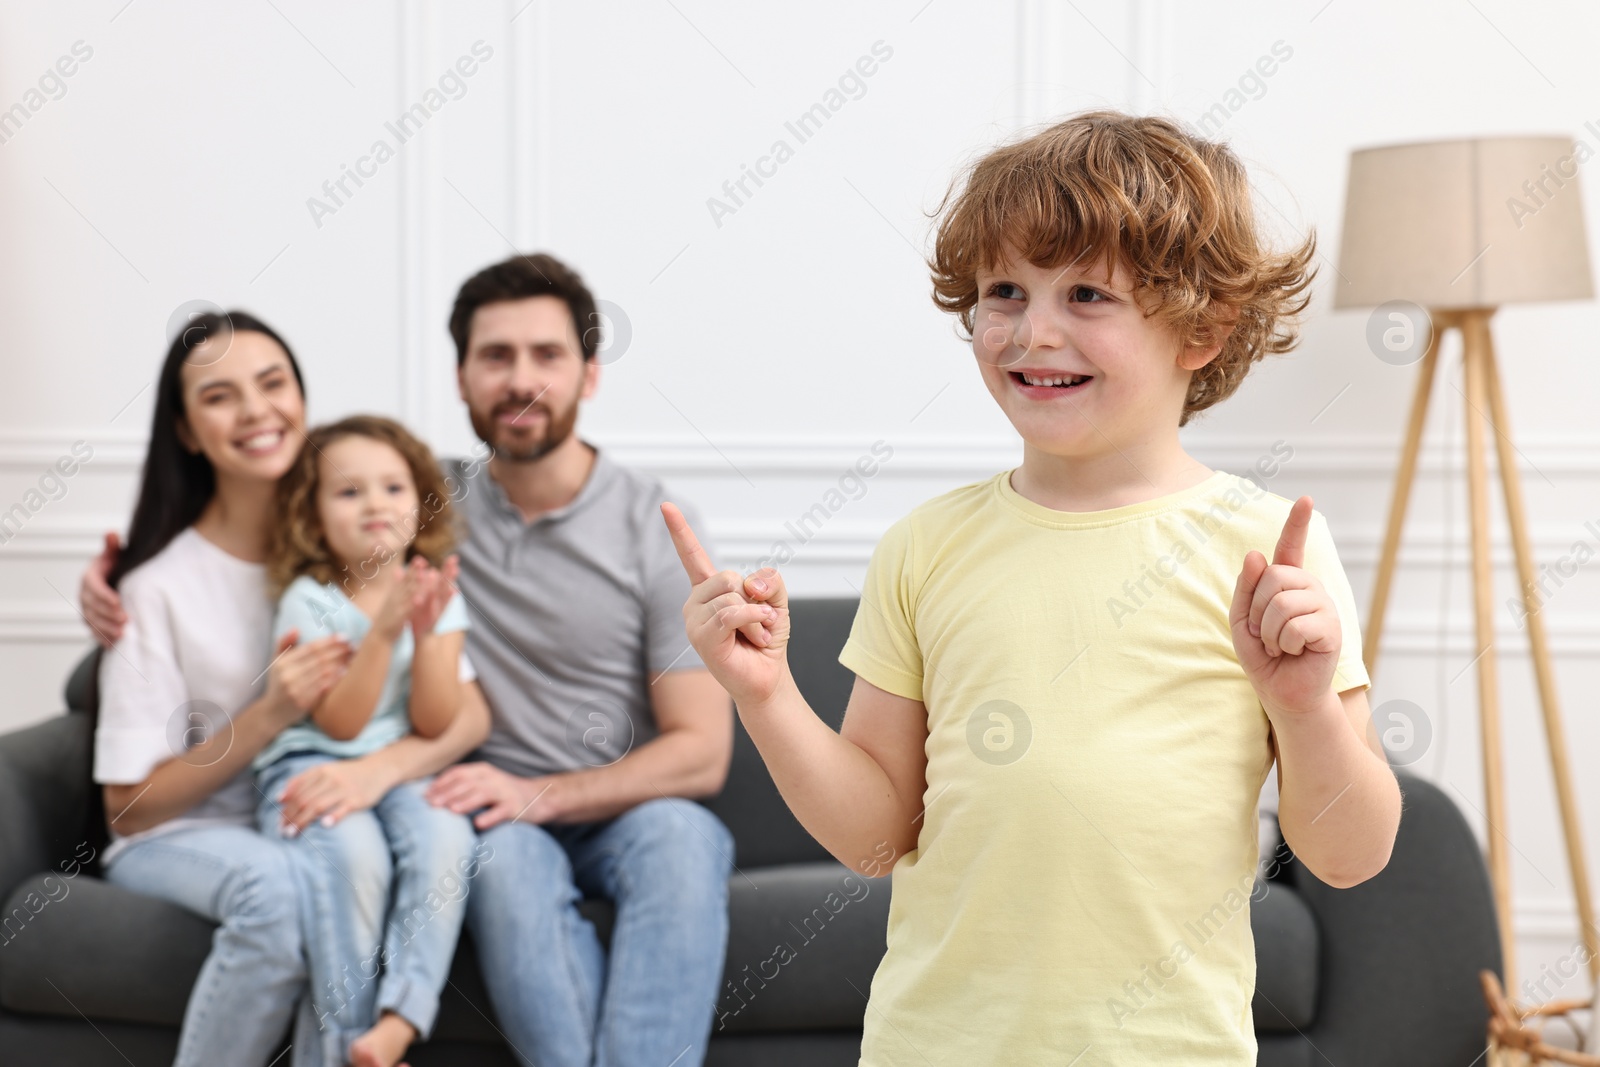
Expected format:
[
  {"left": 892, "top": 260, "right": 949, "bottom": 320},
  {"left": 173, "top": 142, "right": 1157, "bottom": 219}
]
[{"left": 443, "top": 444, "right": 709, "bottom": 778}]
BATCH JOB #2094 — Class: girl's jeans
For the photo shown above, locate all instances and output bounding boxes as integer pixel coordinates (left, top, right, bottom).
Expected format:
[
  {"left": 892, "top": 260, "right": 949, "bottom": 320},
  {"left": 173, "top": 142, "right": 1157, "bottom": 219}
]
[{"left": 256, "top": 751, "right": 479, "bottom": 1063}]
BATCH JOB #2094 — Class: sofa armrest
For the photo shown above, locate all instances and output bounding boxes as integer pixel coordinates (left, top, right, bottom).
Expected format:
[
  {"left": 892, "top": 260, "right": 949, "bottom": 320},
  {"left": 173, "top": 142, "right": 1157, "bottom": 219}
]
[
  {"left": 0, "top": 713, "right": 97, "bottom": 908},
  {"left": 1288, "top": 771, "right": 1499, "bottom": 1065},
  {"left": 64, "top": 647, "right": 101, "bottom": 715}
]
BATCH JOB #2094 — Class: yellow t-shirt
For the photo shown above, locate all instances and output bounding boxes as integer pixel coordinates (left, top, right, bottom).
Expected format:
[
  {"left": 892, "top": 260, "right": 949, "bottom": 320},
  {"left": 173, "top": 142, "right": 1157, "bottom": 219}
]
[{"left": 838, "top": 466, "right": 1370, "bottom": 1066}]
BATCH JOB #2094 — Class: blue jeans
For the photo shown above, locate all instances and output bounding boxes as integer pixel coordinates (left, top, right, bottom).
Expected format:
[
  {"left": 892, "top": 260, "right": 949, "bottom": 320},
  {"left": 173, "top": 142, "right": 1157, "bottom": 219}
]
[
  {"left": 256, "top": 752, "right": 479, "bottom": 1061},
  {"left": 104, "top": 824, "right": 315, "bottom": 1066},
  {"left": 467, "top": 797, "right": 735, "bottom": 1067}
]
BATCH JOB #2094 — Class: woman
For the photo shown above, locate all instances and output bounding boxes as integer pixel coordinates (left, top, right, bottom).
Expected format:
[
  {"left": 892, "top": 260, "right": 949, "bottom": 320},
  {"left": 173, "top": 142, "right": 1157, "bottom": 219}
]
[{"left": 83, "top": 311, "right": 489, "bottom": 1066}]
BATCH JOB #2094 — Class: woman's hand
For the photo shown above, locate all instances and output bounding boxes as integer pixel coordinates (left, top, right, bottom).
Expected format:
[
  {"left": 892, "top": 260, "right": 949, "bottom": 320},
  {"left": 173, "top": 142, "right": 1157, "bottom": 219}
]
[
  {"left": 81, "top": 531, "right": 126, "bottom": 647},
  {"left": 264, "top": 629, "right": 352, "bottom": 723},
  {"left": 661, "top": 502, "right": 790, "bottom": 708},
  {"left": 408, "top": 555, "right": 458, "bottom": 637},
  {"left": 275, "top": 755, "right": 394, "bottom": 832}
]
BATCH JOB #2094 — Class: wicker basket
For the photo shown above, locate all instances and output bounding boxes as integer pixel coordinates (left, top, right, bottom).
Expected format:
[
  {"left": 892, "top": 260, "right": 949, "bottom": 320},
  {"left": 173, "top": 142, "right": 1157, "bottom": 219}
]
[{"left": 1482, "top": 970, "right": 1600, "bottom": 1066}]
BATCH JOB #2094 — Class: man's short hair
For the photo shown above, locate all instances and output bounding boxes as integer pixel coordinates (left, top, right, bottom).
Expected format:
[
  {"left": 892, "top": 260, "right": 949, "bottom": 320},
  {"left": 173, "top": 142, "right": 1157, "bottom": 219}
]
[{"left": 449, "top": 253, "right": 601, "bottom": 365}]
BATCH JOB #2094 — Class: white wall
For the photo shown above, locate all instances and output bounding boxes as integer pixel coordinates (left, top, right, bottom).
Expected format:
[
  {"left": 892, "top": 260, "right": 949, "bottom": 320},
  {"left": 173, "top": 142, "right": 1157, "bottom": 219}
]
[{"left": 3, "top": 0, "right": 1598, "bottom": 1000}]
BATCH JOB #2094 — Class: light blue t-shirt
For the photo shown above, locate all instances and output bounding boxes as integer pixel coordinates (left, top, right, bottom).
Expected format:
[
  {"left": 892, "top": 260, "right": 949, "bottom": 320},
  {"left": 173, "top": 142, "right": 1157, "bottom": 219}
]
[{"left": 253, "top": 574, "right": 471, "bottom": 770}]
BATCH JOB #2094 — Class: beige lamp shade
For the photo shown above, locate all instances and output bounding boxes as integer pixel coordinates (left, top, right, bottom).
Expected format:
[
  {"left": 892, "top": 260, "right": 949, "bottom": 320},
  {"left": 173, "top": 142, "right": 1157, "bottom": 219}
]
[{"left": 1333, "top": 135, "right": 1595, "bottom": 310}]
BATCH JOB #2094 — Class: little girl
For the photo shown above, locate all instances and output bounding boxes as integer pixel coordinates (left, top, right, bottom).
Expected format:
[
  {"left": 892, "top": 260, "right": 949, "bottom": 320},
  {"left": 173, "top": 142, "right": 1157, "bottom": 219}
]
[{"left": 254, "top": 414, "right": 479, "bottom": 1067}]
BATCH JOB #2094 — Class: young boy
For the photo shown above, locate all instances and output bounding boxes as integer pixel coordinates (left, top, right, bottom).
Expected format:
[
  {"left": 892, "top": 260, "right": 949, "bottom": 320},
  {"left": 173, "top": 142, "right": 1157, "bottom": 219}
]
[{"left": 662, "top": 109, "right": 1402, "bottom": 1064}]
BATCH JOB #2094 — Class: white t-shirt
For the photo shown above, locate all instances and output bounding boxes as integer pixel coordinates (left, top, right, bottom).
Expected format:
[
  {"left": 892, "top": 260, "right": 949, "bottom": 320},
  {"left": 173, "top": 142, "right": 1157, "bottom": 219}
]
[{"left": 94, "top": 526, "right": 272, "bottom": 863}]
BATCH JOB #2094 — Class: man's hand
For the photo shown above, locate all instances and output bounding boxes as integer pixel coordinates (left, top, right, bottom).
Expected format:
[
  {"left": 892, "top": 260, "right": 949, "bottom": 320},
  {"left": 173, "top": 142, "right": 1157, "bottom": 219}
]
[
  {"left": 1229, "top": 495, "right": 1341, "bottom": 717},
  {"left": 276, "top": 755, "right": 394, "bottom": 832},
  {"left": 427, "top": 761, "right": 561, "bottom": 829},
  {"left": 661, "top": 502, "right": 790, "bottom": 708},
  {"left": 81, "top": 531, "right": 126, "bottom": 647}
]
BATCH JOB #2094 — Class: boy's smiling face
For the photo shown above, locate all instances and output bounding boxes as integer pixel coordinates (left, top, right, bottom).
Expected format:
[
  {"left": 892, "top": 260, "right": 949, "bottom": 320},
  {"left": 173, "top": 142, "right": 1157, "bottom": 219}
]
[{"left": 972, "top": 246, "right": 1221, "bottom": 459}]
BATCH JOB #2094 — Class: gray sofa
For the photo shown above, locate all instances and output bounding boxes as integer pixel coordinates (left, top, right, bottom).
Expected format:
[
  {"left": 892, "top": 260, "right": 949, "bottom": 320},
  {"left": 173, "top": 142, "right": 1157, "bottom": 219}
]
[{"left": 1, "top": 598, "right": 1498, "bottom": 1065}]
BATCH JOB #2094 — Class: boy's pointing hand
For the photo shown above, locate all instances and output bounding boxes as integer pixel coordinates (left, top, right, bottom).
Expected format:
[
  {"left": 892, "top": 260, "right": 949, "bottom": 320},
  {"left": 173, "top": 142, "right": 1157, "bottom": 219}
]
[
  {"left": 662, "top": 502, "right": 792, "bottom": 706},
  {"left": 1229, "top": 495, "right": 1341, "bottom": 716}
]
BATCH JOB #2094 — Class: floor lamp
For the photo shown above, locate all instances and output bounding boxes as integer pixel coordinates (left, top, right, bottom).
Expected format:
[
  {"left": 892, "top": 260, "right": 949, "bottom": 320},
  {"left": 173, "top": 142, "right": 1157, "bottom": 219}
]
[{"left": 1334, "top": 136, "right": 1597, "bottom": 995}]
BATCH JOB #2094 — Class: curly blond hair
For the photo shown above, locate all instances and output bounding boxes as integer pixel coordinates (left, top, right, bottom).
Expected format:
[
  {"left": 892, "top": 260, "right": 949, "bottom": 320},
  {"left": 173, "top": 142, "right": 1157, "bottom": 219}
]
[
  {"left": 928, "top": 109, "right": 1317, "bottom": 426},
  {"left": 267, "top": 415, "right": 458, "bottom": 597}
]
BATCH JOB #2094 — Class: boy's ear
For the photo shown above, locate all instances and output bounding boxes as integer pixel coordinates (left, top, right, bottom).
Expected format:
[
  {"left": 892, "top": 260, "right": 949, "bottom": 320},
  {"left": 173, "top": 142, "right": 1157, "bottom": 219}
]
[
  {"left": 1177, "top": 316, "right": 1239, "bottom": 371},
  {"left": 1177, "top": 338, "right": 1225, "bottom": 371}
]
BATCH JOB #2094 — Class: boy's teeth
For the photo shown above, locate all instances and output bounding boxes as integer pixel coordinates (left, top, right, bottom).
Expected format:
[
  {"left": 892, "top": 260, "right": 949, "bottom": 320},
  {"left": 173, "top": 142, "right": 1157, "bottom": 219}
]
[{"left": 1020, "top": 372, "right": 1087, "bottom": 387}]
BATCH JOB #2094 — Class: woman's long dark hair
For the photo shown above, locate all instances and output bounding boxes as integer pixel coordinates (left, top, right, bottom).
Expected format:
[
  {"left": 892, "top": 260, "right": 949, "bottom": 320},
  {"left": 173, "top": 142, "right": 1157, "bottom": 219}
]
[{"left": 108, "top": 310, "right": 305, "bottom": 588}]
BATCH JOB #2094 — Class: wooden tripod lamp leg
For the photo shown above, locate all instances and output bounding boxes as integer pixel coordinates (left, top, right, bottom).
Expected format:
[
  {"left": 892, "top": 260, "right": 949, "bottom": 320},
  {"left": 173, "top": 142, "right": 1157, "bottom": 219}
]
[
  {"left": 1364, "top": 311, "right": 1451, "bottom": 679},
  {"left": 1481, "top": 321, "right": 1600, "bottom": 986},
  {"left": 1462, "top": 309, "right": 1517, "bottom": 989}
]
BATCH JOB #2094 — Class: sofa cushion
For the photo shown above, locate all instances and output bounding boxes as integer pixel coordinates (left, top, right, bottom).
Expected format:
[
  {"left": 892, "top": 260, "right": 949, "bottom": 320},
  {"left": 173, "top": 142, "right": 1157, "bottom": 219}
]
[
  {"left": 2, "top": 859, "right": 888, "bottom": 1037},
  {"left": 440, "top": 861, "right": 893, "bottom": 1038},
  {"left": 5, "top": 862, "right": 1312, "bottom": 1036},
  {"left": 1, "top": 872, "right": 213, "bottom": 1026},
  {"left": 1251, "top": 881, "right": 1320, "bottom": 1032},
  {"left": 64, "top": 647, "right": 100, "bottom": 716},
  {"left": 711, "top": 862, "right": 888, "bottom": 1033}
]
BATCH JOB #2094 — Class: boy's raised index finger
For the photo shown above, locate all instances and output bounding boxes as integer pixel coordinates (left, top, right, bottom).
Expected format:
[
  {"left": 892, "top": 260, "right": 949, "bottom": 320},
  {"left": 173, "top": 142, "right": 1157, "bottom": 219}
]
[
  {"left": 1273, "top": 495, "right": 1313, "bottom": 568},
  {"left": 661, "top": 502, "right": 716, "bottom": 584}
]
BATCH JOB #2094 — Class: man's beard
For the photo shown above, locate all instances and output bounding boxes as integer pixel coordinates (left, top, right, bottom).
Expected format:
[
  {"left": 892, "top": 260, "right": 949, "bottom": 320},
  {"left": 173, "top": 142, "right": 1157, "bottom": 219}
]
[{"left": 470, "top": 395, "right": 580, "bottom": 463}]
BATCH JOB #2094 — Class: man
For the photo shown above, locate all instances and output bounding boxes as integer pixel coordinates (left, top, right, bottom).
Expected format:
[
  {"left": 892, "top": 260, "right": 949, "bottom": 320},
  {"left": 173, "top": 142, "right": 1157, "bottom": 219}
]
[{"left": 423, "top": 253, "right": 736, "bottom": 1067}]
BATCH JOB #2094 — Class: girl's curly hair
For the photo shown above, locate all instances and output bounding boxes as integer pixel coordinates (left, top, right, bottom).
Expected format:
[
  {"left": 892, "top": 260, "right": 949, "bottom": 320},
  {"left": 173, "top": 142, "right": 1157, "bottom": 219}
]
[
  {"left": 267, "top": 415, "right": 458, "bottom": 597},
  {"left": 928, "top": 109, "right": 1317, "bottom": 426}
]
